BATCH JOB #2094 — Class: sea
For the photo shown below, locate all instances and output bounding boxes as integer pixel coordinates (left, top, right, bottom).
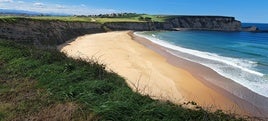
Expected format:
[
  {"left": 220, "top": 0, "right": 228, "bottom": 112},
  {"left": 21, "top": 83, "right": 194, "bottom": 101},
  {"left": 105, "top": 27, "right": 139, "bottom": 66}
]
[{"left": 135, "top": 23, "right": 268, "bottom": 98}]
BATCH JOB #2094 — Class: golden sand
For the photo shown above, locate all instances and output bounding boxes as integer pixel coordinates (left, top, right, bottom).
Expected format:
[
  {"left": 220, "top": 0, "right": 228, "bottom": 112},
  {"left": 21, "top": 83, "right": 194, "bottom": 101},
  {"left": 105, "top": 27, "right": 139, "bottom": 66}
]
[{"left": 58, "top": 31, "right": 245, "bottom": 114}]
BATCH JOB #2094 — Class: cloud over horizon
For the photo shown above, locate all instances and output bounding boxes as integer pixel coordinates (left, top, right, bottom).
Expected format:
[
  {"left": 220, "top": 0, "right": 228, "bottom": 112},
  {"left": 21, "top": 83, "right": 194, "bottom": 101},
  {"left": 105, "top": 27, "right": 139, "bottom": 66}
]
[
  {"left": 33, "top": 2, "right": 45, "bottom": 8},
  {"left": 0, "top": 0, "right": 13, "bottom": 3},
  {"left": 0, "top": 0, "right": 119, "bottom": 15}
]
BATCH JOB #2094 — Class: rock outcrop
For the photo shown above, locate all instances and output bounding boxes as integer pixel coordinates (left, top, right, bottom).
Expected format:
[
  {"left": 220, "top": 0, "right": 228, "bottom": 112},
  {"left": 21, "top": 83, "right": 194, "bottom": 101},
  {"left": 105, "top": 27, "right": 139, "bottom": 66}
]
[
  {"left": 165, "top": 16, "right": 241, "bottom": 31},
  {"left": 0, "top": 16, "right": 242, "bottom": 46},
  {"left": 241, "top": 26, "right": 258, "bottom": 32}
]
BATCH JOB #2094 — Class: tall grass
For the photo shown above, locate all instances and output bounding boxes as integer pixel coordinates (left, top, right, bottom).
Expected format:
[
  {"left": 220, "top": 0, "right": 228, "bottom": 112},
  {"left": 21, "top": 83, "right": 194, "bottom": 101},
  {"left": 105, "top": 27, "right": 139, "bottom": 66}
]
[{"left": 0, "top": 40, "right": 246, "bottom": 120}]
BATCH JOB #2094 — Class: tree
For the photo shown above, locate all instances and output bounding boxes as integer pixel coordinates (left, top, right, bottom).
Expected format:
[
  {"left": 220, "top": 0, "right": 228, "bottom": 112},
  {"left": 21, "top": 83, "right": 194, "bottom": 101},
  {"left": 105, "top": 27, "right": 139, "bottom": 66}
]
[
  {"left": 144, "top": 17, "right": 152, "bottom": 22},
  {"left": 138, "top": 16, "right": 144, "bottom": 21}
]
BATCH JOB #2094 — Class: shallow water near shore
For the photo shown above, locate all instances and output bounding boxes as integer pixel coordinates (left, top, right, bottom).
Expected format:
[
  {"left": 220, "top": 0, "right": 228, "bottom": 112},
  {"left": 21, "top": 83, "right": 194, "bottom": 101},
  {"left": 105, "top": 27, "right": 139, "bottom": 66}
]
[{"left": 135, "top": 27, "right": 268, "bottom": 98}]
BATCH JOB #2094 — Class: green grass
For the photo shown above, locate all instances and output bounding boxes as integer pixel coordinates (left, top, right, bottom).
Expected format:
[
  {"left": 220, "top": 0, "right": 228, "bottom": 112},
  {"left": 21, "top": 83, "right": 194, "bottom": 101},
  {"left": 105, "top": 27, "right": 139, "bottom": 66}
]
[
  {"left": 0, "top": 16, "right": 141, "bottom": 23},
  {"left": 138, "top": 14, "right": 169, "bottom": 22},
  {"left": 0, "top": 16, "right": 95, "bottom": 23},
  {"left": 0, "top": 14, "right": 169, "bottom": 24},
  {"left": 0, "top": 40, "right": 246, "bottom": 121},
  {"left": 0, "top": 16, "right": 22, "bottom": 23},
  {"left": 93, "top": 17, "right": 142, "bottom": 24},
  {"left": 93, "top": 15, "right": 168, "bottom": 23},
  {"left": 30, "top": 16, "right": 94, "bottom": 22}
]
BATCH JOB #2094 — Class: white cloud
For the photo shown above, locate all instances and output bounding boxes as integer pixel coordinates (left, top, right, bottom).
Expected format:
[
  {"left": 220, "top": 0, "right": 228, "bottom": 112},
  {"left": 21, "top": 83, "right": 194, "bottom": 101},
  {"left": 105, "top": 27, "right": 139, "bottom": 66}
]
[
  {"left": 17, "top": 1, "right": 24, "bottom": 4},
  {"left": 56, "top": 4, "right": 64, "bottom": 9},
  {"left": 0, "top": 1, "right": 120, "bottom": 15},
  {"left": 33, "top": 2, "right": 45, "bottom": 8},
  {"left": 0, "top": 0, "right": 13, "bottom": 3},
  {"left": 80, "top": 4, "right": 86, "bottom": 7}
]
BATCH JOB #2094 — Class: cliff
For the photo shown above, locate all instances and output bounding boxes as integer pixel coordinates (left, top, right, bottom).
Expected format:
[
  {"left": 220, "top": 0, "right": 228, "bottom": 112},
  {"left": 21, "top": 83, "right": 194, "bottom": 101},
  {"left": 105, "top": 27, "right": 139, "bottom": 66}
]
[
  {"left": 0, "top": 18, "right": 104, "bottom": 46},
  {"left": 165, "top": 16, "right": 241, "bottom": 31},
  {"left": 104, "top": 16, "right": 241, "bottom": 31},
  {"left": 0, "top": 16, "right": 242, "bottom": 46}
]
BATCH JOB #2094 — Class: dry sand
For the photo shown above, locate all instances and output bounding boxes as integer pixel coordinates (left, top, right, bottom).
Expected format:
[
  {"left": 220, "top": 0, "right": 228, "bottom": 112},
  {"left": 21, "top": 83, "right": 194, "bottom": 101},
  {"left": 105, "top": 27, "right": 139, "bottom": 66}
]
[{"left": 58, "top": 31, "right": 247, "bottom": 115}]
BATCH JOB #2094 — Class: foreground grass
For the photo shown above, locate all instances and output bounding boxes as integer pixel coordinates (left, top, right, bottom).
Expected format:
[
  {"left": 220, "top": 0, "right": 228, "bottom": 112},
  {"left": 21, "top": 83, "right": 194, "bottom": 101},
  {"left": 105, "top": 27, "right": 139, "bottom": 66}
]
[{"left": 0, "top": 40, "right": 245, "bottom": 121}]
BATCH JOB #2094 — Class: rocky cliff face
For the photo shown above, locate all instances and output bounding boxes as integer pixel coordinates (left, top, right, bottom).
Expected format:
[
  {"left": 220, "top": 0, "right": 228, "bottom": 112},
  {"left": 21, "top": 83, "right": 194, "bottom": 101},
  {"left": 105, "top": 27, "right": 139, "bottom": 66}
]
[
  {"left": 0, "top": 16, "right": 242, "bottom": 46},
  {"left": 104, "top": 16, "right": 241, "bottom": 31},
  {"left": 166, "top": 16, "right": 241, "bottom": 31},
  {"left": 104, "top": 22, "right": 156, "bottom": 31},
  {"left": 104, "top": 22, "right": 174, "bottom": 31},
  {"left": 0, "top": 18, "right": 104, "bottom": 46}
]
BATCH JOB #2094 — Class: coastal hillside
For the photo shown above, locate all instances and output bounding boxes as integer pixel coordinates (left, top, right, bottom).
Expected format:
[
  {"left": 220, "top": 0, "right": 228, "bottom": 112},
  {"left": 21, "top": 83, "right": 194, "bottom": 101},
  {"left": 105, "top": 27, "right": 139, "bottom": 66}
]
[
  {"left": 0, "top": 40, "right": 246, "bottom": 120},
  {"left": 0, "top": 15, "right": 254, "bottom": 120},
  {"left": 0, "top": 15, "right": 241, "bottom": 46},
  {"left": 0, "top": 0, "right": 266, "bottom": 120}
]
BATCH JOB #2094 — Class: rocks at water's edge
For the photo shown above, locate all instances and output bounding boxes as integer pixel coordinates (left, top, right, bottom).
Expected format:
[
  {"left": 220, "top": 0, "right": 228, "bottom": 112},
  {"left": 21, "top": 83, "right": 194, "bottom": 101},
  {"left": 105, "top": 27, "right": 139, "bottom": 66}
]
[{"left": 241, "top": 26, "right": 258, "bottom": 32}]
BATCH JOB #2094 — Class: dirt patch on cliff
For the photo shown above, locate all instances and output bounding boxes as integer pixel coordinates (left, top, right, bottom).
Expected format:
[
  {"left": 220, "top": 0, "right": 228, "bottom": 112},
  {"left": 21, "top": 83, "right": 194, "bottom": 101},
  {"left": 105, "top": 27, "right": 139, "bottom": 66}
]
[
  {"left": 0, "top": 77, "right": 80, "bottom": 121},
  {"left": 27, "top": 103, "right": 78, "bottom": 121}
]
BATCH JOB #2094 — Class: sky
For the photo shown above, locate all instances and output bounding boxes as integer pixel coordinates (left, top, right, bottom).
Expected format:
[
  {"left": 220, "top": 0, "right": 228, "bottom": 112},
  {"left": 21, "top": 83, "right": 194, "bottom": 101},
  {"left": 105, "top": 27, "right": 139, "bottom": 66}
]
[{"left": 0, "top": 0, "right": 267, "bottom": 23}]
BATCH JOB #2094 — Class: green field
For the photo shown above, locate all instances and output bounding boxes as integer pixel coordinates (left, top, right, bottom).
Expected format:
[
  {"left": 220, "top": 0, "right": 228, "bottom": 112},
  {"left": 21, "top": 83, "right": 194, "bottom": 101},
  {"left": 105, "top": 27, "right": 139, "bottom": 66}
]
[
  {"left": 0, "top": 14, "right": 168, "bottom": 23},
  {"left": 0, "top": 40, "right": 247, "bottom": 121}
]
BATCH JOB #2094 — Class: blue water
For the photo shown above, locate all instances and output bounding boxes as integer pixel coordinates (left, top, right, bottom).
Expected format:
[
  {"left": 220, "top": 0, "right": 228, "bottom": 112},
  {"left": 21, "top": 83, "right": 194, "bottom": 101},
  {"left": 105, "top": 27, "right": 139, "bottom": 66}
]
[{"left": 135, "top": 24, "right": 268, "bottom": 97}]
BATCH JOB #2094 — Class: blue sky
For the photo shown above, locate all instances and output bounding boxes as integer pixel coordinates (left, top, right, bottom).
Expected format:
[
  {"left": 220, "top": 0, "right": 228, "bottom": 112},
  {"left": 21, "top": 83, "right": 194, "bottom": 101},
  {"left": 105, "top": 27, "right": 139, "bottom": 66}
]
[{"left": 0, "top": 0, "right": 267, "bottom": 23}]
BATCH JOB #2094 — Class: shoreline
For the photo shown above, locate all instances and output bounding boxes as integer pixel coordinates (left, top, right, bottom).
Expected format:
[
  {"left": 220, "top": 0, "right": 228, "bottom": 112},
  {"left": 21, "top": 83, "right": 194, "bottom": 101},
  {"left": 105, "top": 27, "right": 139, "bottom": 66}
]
[
  {"left": 58, "top": 31, "right": 267, "bottom": 118},
  {"left": 132, "top": 31, "right": 268, "bottom": 118}
]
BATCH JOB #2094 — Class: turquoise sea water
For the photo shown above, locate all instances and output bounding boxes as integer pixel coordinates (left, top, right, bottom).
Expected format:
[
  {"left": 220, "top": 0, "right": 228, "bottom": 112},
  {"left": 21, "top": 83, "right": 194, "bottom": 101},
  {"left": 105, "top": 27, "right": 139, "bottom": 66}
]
[{"left": 135, "top": 23, "right": 268, "bottom": 98}]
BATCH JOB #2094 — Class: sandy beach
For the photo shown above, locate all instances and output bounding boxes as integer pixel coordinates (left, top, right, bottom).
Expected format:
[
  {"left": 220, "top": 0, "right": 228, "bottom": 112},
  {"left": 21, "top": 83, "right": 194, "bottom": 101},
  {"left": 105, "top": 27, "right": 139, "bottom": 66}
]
[{"left": 58, "top": 31, "right": 253, "bottom": 116}]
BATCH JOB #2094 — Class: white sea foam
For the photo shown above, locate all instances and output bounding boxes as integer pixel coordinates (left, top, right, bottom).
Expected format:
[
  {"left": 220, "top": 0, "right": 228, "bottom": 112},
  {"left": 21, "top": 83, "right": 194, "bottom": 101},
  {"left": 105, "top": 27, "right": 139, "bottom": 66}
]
[
  {"left": 134, "top": 32, "right": 268, "bottom": 97},
  {"left": 135, "top": 32, "right": 263, "bottom": 76}
]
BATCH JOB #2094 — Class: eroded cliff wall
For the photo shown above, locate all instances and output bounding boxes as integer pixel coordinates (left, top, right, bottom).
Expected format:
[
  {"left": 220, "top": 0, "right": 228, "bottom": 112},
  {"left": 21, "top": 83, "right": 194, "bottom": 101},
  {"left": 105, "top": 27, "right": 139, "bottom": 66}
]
[
  {"left": 0, "top": 18, "right": 104, "bottom": 46},
  {"left": 0, "top": 16, "right": 241, "bottom": 46},
  {"left": 166, "top": 16, "right": 241, "bottom": 31},
  {"left": 104, "top": 16, "right": 241, "bottom": 31}
]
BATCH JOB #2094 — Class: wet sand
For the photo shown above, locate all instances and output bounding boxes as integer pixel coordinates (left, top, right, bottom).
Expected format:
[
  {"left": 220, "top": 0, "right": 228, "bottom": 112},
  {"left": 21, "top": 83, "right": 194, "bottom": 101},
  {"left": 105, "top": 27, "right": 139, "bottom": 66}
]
[
  {"left": 132, "top": 32, "right": 268, "bottom": 118},
  {"left": 58, "top": 31, "right": 268, "bottom": 118}
]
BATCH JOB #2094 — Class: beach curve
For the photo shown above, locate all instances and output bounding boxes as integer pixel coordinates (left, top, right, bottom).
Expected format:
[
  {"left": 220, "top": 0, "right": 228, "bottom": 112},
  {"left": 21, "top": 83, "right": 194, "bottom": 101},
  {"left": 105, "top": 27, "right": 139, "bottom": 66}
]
[{"left": 58, "top": 31, "right": 248, "bottom": 116}]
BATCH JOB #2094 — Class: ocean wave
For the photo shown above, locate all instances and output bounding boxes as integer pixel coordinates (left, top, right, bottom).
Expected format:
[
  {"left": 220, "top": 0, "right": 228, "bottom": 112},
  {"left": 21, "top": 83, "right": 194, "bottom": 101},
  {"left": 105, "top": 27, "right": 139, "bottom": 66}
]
[
  {"left": 135, "top": 32, "right": 264, "bottom": 76},
  {"left": 134, "top": 32, "right": 268, "bottom": 97}
]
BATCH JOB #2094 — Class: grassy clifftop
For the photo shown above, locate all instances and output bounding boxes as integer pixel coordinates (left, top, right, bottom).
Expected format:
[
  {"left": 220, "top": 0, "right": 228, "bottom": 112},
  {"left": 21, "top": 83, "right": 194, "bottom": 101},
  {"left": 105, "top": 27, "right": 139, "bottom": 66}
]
[
  {"left": 0, "top": 14, "right": 168, "bottom": 24},
  {"left": 0, "top": 40, "right": 246, "bottom": 120}
]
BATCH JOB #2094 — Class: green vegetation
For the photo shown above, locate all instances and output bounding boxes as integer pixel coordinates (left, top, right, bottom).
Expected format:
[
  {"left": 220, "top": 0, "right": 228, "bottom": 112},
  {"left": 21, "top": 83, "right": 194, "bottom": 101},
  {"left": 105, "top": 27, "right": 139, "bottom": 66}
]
[
  {"left": 138, "top": 14, "right": 168, "bottom": 22},
  {"left": 0, "top": 16, "right": 21, "bottom": 23},
  {"left": 30, "top": 16, "right": 94, "bottom": 22},
  {"left": 0, "top": 14, "right": 169, "bottom": 24},
  {"left": 92, "top": 14, "right": 168, "bottom": 23},
  {"left": 0, "top": 16, "right": 95, "bottom": 23},
  {"left": 0, "top": 40, "right": 247, "bottom": 120}
]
